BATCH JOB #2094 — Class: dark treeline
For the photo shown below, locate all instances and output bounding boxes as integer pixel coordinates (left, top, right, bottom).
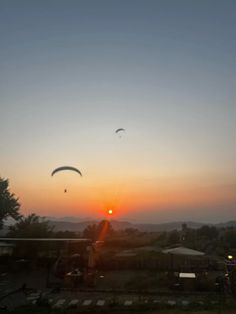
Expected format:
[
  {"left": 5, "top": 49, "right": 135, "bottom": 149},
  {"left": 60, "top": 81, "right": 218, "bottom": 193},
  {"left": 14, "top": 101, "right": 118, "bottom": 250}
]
[{"left": 5, "top": 214, "right": 236, "bottom": 259}]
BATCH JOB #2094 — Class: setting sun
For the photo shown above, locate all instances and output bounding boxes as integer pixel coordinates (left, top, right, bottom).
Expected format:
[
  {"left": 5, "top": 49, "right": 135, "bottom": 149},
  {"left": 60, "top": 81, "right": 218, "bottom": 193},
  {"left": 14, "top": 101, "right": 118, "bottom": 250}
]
[{"left": 108, "top": 209, "right": 113, "bottom": 215}]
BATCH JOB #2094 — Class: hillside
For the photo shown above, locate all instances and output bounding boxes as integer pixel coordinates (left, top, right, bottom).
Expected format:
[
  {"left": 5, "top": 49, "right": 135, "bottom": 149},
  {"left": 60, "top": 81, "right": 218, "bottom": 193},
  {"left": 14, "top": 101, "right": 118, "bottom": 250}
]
[{"left": 48, "top": 219, "right": 208, "bottom": 233}]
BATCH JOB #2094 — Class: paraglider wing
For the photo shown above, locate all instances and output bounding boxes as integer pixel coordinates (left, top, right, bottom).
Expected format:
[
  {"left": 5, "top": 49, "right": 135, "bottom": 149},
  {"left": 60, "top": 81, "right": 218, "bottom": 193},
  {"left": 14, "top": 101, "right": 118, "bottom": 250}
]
[
  {"left": 115, "top": 128, "right": 125, "bottom": 134},
  {"left": 51, "top": 166, "right": 82, "bottom": 177}
]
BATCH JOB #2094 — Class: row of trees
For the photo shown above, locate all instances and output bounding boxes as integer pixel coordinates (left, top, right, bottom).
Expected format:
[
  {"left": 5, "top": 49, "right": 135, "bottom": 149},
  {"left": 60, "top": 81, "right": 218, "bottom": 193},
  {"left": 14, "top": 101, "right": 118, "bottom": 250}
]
[{"left": 156, "top": 224, "right": 236, "bottom": 257}]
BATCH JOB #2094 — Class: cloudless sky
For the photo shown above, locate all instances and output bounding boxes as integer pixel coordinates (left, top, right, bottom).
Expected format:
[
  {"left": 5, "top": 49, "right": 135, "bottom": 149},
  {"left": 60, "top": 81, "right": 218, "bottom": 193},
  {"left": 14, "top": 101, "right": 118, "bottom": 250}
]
[{"left": 0, "top": 0, "right": 236, "bottom": 223}]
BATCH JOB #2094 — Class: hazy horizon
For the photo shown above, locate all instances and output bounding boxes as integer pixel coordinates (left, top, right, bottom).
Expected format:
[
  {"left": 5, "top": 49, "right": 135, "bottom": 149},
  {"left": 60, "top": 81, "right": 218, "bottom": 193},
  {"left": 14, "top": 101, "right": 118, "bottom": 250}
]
[
  {"left": 1, "top": 1, "right": 236, "bottom": 223},
  {"left": 44, "top": 215, "right": 236, "bottom": 225}
]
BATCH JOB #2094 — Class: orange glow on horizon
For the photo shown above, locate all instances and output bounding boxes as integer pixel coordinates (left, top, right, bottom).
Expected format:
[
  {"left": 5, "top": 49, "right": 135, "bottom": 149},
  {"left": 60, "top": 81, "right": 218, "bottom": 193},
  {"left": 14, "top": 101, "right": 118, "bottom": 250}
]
[{"left": 11, "top": 173, "right": 236, "bottom": 220}]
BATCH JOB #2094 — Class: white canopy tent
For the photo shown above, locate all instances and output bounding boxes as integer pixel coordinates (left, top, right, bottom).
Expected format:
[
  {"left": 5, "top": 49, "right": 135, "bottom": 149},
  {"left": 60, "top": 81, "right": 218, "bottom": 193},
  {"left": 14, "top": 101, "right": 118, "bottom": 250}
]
[{"left": 163, "top": 246, "right": 205, "bottom": 256}]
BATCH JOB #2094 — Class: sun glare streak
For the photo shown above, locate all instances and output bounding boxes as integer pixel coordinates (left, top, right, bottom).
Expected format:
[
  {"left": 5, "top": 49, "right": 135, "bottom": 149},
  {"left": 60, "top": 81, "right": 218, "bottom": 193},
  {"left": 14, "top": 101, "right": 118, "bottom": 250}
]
[{"left": 97, "top": 220, "right": 110, "bottom": 242}]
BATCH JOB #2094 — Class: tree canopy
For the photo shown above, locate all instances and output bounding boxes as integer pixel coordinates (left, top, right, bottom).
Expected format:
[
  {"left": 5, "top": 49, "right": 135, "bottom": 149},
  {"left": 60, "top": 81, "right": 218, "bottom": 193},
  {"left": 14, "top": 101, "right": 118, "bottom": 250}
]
[
  {"left": 0, "top": 177, "right": 21, "bottom": 229},
  {"left": 8, "top": 213, "right": 54, "bottom": 238},
  {"left": 83, "top": 220, "right": 113, "bottom": 241}
]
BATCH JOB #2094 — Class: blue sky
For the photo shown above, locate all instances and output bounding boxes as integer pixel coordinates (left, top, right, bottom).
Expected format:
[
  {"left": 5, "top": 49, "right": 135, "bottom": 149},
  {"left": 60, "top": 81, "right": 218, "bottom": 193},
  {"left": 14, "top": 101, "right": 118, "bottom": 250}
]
[{"left": 0, "top": 0, "right": 235, "bottom": 223}]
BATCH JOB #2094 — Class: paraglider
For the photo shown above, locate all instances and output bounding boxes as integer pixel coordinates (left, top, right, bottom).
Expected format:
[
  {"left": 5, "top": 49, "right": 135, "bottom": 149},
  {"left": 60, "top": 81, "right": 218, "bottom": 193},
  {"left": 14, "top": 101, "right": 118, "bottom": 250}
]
[
  {"left": 115, "top": 128, "right": 125, "bottom": 134},
  {"left": 115, "top": 128, "right": 125, "bottom": 138},
  {"left": 51, "top": 166, "right": 82, "bottom": 193}
]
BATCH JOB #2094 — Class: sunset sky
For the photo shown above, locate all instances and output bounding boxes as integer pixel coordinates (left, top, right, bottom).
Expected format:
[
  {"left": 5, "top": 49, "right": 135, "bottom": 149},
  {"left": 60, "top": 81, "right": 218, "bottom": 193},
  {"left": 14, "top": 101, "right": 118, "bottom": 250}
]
[{"left": 0, "top": 1, "right": 236, "bottom": 223}]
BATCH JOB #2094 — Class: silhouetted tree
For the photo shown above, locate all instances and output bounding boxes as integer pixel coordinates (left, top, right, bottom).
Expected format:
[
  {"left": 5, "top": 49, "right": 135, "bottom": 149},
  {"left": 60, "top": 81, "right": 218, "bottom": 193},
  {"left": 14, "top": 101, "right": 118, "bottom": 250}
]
[
  {"left": 83, "top": 224, "right": 98, "bottom": 241},
  {"left": 97, "top": 220, "right": 114, "bottom": 239},
  {"left": 125, "top": 228, "right": 139, "bottom": 235},
  {"left": 223, "top": 227, "right": 236, "bottom": 249},
  {"left": 183, "top": 228, "right": 197, "bottom": 248},
  {"left": 158, "top": 231, "right": 168, "bottom": 245},
  {"left": 7, "top": 214, "right": 54, "bottom": 258},
  {"left": 197, "top": 225, "right": 218, "bottom": 239},
  {"left": 8, "top": 213, "right": 54, "bottom": 238},
  {"left": 167, "top": 230, "right": 180, "bottom": 246},
  {"left": 83, "top": 220, "right": 113, "bottom": 241},
  {"left": 0, "top": 177, "right": 21, "bottom": 229}
]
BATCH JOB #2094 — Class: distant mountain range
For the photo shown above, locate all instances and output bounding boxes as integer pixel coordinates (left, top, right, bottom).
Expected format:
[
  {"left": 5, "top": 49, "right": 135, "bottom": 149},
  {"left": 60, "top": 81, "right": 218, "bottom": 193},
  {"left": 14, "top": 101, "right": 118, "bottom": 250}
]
[
  {"left": 47, "top": 219, "right": 236, "bottom": 233},
  {"left": 1, "top": 218, "right": 235, "bottom": 236}
]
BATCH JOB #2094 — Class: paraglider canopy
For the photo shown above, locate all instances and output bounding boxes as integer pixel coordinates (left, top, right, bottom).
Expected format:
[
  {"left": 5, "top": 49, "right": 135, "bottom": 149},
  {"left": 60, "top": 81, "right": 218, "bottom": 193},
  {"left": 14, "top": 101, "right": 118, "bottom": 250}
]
[
  {"left": 51, "top": 166, "right": 82, "bottom": 177},
  {"left": 115, "top": 128, "right": 125, "bottom": 134}
]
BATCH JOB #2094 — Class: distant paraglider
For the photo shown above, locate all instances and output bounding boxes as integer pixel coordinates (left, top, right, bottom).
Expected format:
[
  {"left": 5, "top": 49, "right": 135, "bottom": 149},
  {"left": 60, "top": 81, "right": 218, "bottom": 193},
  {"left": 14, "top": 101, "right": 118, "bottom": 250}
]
[
  {"left": 115, "top": 128, "right": 125, "bottom": 134},
  {"left": 115, "top": 128, "right": 125, "bottom": 138}
]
